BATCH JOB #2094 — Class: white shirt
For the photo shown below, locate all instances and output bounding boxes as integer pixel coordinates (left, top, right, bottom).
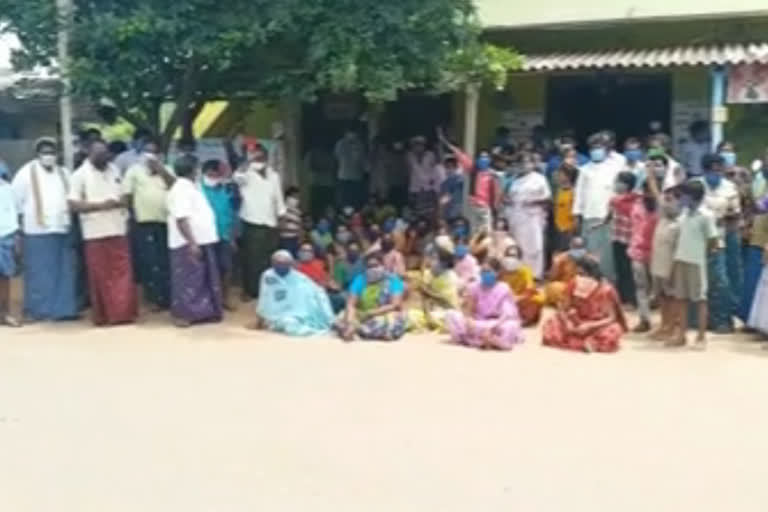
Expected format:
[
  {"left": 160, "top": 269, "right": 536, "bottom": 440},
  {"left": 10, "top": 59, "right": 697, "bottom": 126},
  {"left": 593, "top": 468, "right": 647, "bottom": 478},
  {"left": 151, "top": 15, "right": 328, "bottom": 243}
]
[
  {"left": 0, "top": 180, "right": 18, "bottom": 238},
  {"left": 334, "top": 137, "right": 366, "bottom": 181},
  {"left": 12, "top": 160, "right": 71, "bottom": 235},
  {"left": 608, "top": 150, "right": 627, "bottom": 170},
  {"left": 573, "top": 158, "right": 624, "bottom": 220},
  {"left": 68, "top": 160, "right": 129, "bottom": 240},
  {"left": 167, "top": 178, "right": 219, "bottom": 249},
  {"left": 235, "top": 164, "right": 286, "bottom": 227},
  {"left": 700, "top": 176, "right": 741, "bottom": 244}
]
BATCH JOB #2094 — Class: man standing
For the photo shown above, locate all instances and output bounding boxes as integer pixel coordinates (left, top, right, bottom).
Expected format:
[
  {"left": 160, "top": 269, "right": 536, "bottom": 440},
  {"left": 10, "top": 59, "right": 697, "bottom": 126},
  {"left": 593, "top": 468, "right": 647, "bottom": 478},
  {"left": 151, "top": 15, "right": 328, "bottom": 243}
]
[
  {"left": 12, "top": 138, "right": 78, "bottom": 321},
  {"left": 235, "top": 142, "right": 285, "bottom": 299},
  {"left": 334, "top": 129, "right": 367, "bottom": 208},
  {"left": 406, "top": 135, "right": 442, "bottom": 223},
  {"left": 122, "top": 137, "right": 175, "bottom": 311},
  {"left": 681, "top": 120, "right": 711, "bottom": 177},
  {"left": 114, "top": 127, "right": 151, "bottom": 175},
  {"left": 573, "top": 132, "right": 624, "bottom": 283},
  {"left": 68, "top": 140, "right": 138, "bottom": 325}
]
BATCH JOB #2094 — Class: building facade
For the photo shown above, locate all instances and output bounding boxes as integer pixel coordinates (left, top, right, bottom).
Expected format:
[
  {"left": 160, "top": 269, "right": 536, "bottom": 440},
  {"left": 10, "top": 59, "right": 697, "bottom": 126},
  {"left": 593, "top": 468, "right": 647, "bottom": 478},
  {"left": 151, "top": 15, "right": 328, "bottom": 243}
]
[{"left": 468, "top": 2, "right": 768, "bottom": 160}]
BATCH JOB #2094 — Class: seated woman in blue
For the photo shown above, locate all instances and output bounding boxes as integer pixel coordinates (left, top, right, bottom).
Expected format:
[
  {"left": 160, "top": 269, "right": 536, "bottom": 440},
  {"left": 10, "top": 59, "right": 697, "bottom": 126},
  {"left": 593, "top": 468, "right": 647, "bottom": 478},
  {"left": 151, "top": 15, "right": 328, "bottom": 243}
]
[{"left": 336, "top": 251, "right": 407, "bottom": 341}]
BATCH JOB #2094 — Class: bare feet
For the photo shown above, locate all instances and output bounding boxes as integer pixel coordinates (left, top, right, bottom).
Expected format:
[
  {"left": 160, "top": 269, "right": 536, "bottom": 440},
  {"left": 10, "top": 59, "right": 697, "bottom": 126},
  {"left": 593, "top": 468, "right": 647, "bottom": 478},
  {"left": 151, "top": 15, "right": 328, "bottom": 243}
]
[
  {"left": 650, "top": 327, "right": 673, "bottom": 342},
  {"left": 692, "top": 336, "right": 707, "bottom": 351},
  {"left": 664, "top": 333, "right": 687, "bottom": 348},
  {"left": 633, "top": 319, "right": 651, "bottom": 334}
]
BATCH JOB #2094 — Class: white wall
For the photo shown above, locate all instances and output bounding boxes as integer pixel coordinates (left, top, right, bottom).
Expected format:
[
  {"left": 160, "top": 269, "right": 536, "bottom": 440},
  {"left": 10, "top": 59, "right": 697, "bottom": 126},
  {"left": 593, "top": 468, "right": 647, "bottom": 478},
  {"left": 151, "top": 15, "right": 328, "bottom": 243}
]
[{"left": 476, "top": 0, "right": 768, "bottom": 28}]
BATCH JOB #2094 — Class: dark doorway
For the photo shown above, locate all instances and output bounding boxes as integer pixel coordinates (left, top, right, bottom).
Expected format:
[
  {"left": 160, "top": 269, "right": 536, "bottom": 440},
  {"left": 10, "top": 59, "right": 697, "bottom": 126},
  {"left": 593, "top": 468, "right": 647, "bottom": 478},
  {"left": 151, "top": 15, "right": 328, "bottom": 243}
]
[
  {"left": 379, "top": 92, "right": 453, "bottom": 145},
  {"left": 546, "top": 73, "right": 672, "bottom": 146}
]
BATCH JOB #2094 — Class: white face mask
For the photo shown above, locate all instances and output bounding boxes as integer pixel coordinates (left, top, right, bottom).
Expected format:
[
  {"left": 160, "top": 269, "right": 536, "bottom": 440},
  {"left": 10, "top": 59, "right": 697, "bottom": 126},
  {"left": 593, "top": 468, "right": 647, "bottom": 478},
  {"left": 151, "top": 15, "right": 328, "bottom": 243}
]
[
  {"left": 502, "top": 256, "right": 521, "bottom": 272},
  {"left": 251, "top": 161, "right": 266, "bottom": 171},
  {"left": 286, "top": 197, "right": 299, "bottom": 208},
  {"left": 144, "top": 152, "right": 159, "bottom": 162},
  {"left": 203, "top": 175, "right": 222, "bottom": 187},
  {"left": 39, "top": 154, "right": 57, "bottom": 168}
]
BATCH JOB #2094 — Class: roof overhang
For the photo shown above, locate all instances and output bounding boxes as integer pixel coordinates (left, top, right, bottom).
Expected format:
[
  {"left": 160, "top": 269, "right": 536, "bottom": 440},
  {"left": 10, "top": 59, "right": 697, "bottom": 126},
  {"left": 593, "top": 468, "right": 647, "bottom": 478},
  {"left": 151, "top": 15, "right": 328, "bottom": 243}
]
[{"left": 520, "top": 43, "right": 768, "bottom": 72}]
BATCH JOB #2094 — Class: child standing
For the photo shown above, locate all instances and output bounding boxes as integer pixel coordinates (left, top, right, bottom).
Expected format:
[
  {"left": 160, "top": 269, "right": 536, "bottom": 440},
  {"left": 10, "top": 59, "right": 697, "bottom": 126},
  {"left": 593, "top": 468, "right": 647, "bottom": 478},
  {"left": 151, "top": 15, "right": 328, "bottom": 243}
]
[
  {"left": 201, "top": 159, "right": 238, "bottom": 311},
  {"left": 605, "top": 171, "right": 640, "bottom": 304},
  {"left": 627, "top": 180, "right": 660, "bottom": 332},
  {"left": 670, "top": 180, "right": 718, "bottom": 349},
  {"left": 552, "top": 163, "right": 578, "bottom": 253},
  {"left": 0, "top": 166, "right": 20, "bottom": 327}
]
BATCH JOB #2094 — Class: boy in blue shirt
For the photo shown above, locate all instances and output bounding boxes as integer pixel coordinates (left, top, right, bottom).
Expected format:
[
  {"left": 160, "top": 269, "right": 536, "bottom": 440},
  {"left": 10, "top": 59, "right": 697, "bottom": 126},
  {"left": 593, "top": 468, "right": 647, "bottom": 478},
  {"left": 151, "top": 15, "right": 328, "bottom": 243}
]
[{"left": 202, "top": 159, "right": 238, "bottom": 310}]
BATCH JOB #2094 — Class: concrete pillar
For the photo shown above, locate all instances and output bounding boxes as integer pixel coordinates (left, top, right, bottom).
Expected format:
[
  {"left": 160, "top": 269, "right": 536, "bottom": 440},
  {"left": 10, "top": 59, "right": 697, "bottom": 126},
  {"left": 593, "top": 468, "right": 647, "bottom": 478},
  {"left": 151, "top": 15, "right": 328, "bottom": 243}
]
[
  {"left": 462, "top": 83, "right": 479, "bottom": 216},
  {"left": 710, "top": 66, "right": 727, "bottom": 151}
]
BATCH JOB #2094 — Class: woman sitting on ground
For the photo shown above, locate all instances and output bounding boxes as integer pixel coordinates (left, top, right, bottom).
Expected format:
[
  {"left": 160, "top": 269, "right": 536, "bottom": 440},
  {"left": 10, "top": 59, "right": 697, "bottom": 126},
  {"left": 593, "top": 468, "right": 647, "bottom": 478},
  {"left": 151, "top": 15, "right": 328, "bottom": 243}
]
[
  {"left": 544, "top": 236, "right": 585, "bottom": 306},
  {"left": 335, "top": 252, "right": 407, "bottom": 341},
  {"left": 490, "top": 217, "right": 516, "bottom": 259},
  {"left": 296, "top": 241, "right": 346, "bottom": 313},
  {"left": 333, "top": 239, "right": 366, "bottom": 291},
  {"left": 408, "top": 243, "right": 461, "bottom": 332},
  {"left": 542, "top": 256, "right": 627, "bottom": 353},
  {"left": 255, "top": 250, "right": 335, "bottom": 336},
  {"left": 499, "top": 244, "right": 545, "bottom": 326},
  {"left": 453, "top": 235, "right": 480, "bottom": 293},
  {"left": 445, "top": 258, "right": 524, "bottom": 350}
]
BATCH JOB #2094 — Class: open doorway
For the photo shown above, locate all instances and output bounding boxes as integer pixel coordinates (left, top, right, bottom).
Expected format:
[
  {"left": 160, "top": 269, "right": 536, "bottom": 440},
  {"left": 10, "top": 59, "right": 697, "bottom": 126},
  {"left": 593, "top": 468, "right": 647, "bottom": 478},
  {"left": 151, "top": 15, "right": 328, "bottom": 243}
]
[
  {"left": 546, "top": 72, "right": 672, "bottom": 146},
  {"left": 379, "top": 92, "right": 453, "bottom": 145}
]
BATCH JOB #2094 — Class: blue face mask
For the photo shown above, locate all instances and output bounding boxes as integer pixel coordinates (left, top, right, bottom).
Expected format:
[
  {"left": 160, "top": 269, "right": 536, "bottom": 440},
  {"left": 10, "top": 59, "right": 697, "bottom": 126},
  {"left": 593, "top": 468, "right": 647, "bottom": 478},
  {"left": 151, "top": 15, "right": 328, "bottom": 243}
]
[
  {"left": 569, "top": 248, "right": 586, "bottom": 260},
  {"left": 705, "top": 171, "right": 722, "bottom": 189},
  {"left": 316, "top": 221, "right": 330, "bottom": 234},
  {"left": 476, "top": 156, "right": 491, "bottom": 171},
  {"left": 590, "top": 147, "right": 607, "bottom": 163},
  {"left": 347, "top": 251, "right": 360, "bottom": 263},
  {"left": 383, "top": 218, "right": 396, "bottom": 233},
  {"left": 273, "top": 264, "right": 291, "bottom": 277},
  {"left": 720, "top": 151, "right": 737, "bottom": 167},
  {"left": 455, "top": 245, "right": 469, "bottom": 259},
  {"left": 480, "top": 269, "right": 497, "bottom": 288},
  {"left": 625, "top": 149, "right": 644, "bottom": 163},
  {"left": 453, "top": 225, "right": 468, "bottom": 238}
]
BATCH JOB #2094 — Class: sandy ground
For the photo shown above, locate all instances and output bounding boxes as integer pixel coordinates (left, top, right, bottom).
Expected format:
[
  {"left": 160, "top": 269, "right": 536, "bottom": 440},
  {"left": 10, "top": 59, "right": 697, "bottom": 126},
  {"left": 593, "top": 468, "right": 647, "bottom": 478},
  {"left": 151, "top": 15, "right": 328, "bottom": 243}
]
[{"left": 2, "top": 282, "right": 768, "bottom": 511}]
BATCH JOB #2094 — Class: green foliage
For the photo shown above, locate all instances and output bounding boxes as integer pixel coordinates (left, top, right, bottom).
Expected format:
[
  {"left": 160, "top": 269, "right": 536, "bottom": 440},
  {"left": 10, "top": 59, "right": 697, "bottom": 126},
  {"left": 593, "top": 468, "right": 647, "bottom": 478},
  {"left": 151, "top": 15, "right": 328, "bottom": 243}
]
[{"left": 0, "top": 0, "right": 521, "bottom": 138}]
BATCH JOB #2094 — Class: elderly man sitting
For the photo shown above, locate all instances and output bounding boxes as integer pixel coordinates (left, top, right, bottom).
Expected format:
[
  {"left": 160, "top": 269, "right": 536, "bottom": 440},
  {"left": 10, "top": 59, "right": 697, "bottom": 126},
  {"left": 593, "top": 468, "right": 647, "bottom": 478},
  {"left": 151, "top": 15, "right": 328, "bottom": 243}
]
[{"left": 253, "top": 250, "right": 335, "bottom": 336}]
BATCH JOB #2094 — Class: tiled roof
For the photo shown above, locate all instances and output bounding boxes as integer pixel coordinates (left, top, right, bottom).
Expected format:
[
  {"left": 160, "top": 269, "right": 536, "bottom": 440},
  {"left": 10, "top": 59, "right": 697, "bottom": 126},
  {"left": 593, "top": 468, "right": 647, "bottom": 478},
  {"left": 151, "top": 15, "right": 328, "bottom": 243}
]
[{"left": 521, "top": 43, "right": 768, "bottom": 71}]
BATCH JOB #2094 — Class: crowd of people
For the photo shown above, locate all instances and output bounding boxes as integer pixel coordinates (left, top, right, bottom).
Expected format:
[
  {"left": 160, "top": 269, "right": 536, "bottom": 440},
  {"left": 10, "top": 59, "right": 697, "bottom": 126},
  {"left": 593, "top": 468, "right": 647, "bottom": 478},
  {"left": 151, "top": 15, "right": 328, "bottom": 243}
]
[{"left": 1, "top": 119, "right": 767, "bottom": 354}]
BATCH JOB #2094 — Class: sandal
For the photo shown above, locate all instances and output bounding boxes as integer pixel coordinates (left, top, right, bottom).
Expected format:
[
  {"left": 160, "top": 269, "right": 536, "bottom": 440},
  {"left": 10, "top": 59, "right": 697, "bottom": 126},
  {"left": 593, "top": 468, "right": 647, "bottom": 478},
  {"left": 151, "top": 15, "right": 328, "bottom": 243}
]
[{"left": 2, "top": 314, "right": 22, "bottom": 328}]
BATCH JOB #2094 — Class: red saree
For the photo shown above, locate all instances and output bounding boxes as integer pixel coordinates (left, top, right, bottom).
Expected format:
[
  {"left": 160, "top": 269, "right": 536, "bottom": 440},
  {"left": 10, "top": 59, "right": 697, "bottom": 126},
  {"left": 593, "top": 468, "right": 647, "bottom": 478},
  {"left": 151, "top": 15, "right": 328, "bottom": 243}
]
[
  {"left": 84, "top": 236, "right": 138, "bottom": 326},
  {"left": 542, "top": 278, "right": 627, "bottom": 353}
]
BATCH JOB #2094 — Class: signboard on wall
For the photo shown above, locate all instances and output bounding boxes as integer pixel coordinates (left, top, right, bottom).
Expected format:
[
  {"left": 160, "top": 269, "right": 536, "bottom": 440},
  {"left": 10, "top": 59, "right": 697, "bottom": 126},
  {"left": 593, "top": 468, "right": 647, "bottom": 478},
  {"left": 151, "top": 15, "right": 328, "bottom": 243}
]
[
  {"left": 727, "top": 64, "right": 768, "bottom": 104},
  {"left": 499, "top": 109, "right": 545, "bottom": 143},
  {"left": 671, "top": 101, "right": 709, "bottom": 155}
]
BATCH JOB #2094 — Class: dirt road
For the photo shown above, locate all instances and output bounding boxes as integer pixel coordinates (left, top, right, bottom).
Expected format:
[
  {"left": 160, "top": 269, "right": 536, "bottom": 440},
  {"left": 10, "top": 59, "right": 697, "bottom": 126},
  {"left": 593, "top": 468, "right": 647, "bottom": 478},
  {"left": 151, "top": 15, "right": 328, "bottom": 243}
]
[{"left": 1, "top": 306, "right": 767, "bottom": 511}]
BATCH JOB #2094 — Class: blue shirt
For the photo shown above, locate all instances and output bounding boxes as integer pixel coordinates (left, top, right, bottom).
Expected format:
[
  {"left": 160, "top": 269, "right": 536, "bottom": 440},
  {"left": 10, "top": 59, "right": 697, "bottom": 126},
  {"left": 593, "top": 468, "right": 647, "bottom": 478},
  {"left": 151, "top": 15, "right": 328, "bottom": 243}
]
[
  {"left": 440, "top": 173, "right": 464, "bottom": 220},
  {"left": 348, "top": 273, "right": 405, "bottom": 297},
  {"left": 202, "top": 182, "right": 236, "bottom": 241},
  {"left": 0, "top": 180, "right": 18, "bottom": 238}
]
